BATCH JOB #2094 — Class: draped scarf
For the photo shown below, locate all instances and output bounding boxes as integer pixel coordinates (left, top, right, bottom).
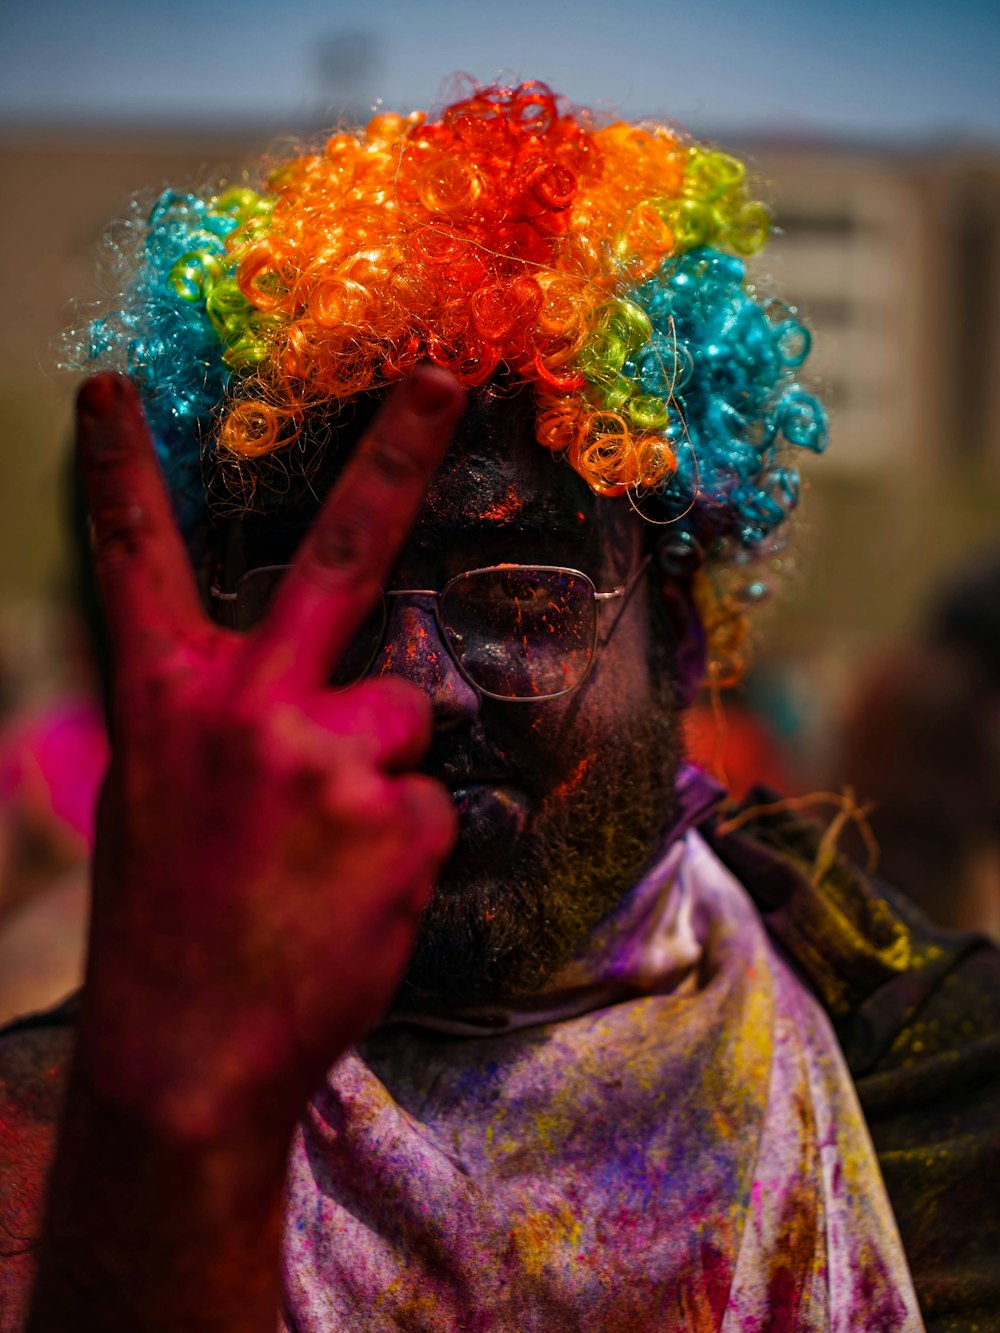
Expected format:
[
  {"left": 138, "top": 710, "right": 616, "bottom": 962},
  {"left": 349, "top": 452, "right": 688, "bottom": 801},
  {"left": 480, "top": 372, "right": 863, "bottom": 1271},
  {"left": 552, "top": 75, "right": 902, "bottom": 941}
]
[{"left": 282, "top": 796, "right": 923, "bottom": 1331}]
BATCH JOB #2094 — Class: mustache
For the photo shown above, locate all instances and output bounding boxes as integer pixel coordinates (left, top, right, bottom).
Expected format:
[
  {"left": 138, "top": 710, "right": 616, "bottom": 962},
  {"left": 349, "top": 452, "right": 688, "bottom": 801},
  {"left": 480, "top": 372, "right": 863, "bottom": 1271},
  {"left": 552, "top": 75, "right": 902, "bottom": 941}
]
[{"left": 419, "top": 723, "right": 536, "bottom": 793}]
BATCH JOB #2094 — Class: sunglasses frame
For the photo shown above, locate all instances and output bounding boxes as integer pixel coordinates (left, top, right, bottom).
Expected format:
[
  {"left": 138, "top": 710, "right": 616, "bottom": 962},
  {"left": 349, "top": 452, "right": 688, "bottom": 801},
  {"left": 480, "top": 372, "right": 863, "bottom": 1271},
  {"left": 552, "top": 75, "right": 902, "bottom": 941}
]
[{"left": 212, "top": 556, "right": 651, "bottom": 703}]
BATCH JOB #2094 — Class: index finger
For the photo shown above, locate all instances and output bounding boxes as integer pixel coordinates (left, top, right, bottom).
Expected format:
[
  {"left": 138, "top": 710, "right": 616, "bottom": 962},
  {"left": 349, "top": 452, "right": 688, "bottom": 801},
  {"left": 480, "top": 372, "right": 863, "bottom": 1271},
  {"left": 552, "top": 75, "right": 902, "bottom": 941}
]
[
  {"left": 76, "top": 373, "right": 205, "bottom": 674},
  {"left": 253, "top": 366, "right": 466, "bottom": 687}
]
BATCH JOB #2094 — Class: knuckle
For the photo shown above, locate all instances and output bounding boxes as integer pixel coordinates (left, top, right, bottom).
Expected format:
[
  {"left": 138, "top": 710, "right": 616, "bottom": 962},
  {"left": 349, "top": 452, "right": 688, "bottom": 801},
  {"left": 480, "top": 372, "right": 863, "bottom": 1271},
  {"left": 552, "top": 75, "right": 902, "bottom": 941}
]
[
  {"left": 327, "top": 763, "right": 389, "bottom": 822},
  {"left": 81, "top": 416, "right": 132, "bottom": 471},
  {"left": 308, "top": 515, "right": 370, "bottom": 574},
  {"left": 363, "top": 425, "right": 428, "bottom": 487},
  {"left": 303, "top": 510, "right": 389, "bottom": 586},
  {"left": 91, "top": 501, "right": 151, "bottom": 567},
  {"left": 365, "top": 676, "right": 433, "bottom": 733},
  {"left": 401, "top": 776, "right": 458, "bottom": 848}
]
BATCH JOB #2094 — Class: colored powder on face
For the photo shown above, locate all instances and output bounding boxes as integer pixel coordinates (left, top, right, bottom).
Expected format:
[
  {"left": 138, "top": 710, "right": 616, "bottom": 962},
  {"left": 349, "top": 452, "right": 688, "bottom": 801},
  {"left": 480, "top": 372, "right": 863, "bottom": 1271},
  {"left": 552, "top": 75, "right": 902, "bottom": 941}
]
[
  {"left": 478, "top": 484, "right": 528, "bottom": 525},
  {"left": 546, "top": 753, "right": 597, "bottom": 803}
]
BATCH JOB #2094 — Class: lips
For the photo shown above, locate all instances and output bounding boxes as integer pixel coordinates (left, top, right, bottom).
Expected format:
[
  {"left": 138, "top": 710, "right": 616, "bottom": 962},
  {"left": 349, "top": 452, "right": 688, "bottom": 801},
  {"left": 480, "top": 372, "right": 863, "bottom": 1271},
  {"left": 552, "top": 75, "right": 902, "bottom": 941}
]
[
  {"left": 447, "top": 782, "right": 532, "bottom": 863},
  {"left": 421, "top": 732, "right": 535, "bottom": 863}
]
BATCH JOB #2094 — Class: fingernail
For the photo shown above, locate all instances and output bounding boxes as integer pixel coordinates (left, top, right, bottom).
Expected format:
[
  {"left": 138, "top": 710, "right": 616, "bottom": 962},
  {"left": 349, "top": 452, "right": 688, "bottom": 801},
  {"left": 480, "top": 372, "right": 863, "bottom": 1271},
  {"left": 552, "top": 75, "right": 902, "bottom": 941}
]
[
  {"left": 407, "top": 366, "right": 462, "bottom": 418},
  {"left": 77, "top": 373, "right": 126, "bottom": 420}
]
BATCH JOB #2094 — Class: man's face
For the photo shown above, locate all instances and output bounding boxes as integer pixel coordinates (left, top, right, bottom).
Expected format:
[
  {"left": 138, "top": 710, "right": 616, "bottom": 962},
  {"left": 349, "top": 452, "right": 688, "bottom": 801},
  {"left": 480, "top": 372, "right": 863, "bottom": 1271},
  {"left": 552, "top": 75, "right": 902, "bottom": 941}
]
[{"left": 223, "top": 386, "right": 683, "bottom": 1005}]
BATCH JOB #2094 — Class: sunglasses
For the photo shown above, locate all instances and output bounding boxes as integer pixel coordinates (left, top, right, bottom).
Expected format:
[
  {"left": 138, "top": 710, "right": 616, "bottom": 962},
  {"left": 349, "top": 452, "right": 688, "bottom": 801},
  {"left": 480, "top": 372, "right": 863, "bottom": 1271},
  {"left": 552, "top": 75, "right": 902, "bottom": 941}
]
[{"left": 212, "top": 557, "right": 651, "bottom": 702}]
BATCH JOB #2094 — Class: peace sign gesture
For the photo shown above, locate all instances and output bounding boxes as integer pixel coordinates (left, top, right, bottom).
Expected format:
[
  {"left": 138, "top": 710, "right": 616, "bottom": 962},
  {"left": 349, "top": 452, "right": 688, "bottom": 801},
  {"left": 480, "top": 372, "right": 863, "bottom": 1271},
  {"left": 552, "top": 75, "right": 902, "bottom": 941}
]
[{"left": 72, "top": 367, "right": 465, "bottom": 1144}]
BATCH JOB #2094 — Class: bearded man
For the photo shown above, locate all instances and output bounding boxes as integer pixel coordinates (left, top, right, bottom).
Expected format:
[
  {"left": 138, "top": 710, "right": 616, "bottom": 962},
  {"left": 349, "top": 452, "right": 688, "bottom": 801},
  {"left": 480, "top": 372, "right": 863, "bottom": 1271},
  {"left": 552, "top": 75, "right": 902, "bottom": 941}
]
[{"left": 1, "top": 80, "right": 998, "bottom": 1333}]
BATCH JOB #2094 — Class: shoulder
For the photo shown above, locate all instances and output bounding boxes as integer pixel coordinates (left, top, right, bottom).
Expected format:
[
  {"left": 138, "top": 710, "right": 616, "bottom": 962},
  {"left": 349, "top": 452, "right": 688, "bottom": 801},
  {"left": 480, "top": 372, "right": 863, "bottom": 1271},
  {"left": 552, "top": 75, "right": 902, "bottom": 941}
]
[
  {"left": 700, "top": 794, "right": 1000, "bottom": 1331},
  {"left": 698, "top": 791, "right": 1000, "bottom": 1061},
  {"left": 0, "top": 996, "right": 75, "bottom": 1332}
]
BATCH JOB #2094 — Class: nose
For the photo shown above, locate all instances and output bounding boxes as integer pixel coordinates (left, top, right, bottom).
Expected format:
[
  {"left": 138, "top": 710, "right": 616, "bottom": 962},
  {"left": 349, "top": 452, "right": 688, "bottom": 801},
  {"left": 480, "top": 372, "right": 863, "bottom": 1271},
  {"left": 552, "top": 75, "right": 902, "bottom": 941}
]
[{"left": 375, "top": 598, "right": 481, "bottom": 730}]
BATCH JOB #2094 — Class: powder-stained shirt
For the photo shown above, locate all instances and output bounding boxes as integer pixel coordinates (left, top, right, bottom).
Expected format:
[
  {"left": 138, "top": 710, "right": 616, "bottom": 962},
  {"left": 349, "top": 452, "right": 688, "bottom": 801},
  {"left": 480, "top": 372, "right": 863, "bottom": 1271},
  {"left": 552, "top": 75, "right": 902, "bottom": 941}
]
[{"left": 1, "top": 772, "right": 998, "bottom": 1330}]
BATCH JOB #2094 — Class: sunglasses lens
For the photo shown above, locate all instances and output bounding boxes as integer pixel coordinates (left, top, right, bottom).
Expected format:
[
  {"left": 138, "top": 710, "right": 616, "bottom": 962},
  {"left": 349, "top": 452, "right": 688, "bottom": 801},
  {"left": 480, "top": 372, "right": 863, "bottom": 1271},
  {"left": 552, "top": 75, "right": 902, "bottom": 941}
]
[
  {"left": 440, "top": 567, "right": 596, "bottom": 699},
  {"left": 329, "top": 605, "right": 386, "bottom": 688}
]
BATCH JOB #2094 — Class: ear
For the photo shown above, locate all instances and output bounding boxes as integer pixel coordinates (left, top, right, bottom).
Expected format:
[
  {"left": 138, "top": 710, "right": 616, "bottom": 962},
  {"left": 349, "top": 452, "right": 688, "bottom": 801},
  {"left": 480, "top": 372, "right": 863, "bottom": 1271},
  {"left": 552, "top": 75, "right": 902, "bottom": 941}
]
[{"left": 659, "top": 577, "right": 707, "bottom": 708}]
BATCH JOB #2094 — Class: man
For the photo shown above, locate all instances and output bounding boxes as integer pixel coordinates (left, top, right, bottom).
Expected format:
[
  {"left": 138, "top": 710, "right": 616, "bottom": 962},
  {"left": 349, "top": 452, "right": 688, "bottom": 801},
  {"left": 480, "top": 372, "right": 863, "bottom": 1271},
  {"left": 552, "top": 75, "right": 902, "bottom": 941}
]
[{"left": 2, "top": 80, "right": 999, "bottom": 1331}]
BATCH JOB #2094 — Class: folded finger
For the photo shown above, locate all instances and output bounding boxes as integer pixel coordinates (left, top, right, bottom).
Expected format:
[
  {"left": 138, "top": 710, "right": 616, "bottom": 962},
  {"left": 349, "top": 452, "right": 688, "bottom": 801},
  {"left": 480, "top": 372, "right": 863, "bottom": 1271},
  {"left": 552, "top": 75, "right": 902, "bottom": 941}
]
[
  {"left": 310, "top": 677, "right": 434, "bottom": 772},
  {"left": 394, "top": 772, "right": 459, "bottom": 871}
]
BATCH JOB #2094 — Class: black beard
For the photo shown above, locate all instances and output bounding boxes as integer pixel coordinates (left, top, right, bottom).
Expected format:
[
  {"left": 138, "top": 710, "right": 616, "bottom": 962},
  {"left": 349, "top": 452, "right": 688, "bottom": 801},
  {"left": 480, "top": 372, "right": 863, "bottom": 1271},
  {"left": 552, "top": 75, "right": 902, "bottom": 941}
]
[{"left": 396, "top": 697, "right": 681, "bottom": 1008}]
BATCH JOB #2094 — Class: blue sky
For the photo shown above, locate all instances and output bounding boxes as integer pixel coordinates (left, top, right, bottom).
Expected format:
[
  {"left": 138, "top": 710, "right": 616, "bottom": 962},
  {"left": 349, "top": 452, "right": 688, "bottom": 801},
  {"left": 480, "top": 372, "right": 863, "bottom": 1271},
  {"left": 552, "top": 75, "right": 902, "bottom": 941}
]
[{"left": 2, "top": 0, "right": 999, "bottom": 141}]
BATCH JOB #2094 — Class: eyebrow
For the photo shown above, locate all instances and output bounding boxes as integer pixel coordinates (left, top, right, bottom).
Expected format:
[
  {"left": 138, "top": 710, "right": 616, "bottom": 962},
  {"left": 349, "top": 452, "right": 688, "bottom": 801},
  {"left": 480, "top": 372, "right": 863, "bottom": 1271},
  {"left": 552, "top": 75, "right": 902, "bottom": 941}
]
[
  {"left": 232, "top": 483, "right": 605, "bottom": 577},
  {"left": 412, "top": 499, "right": 596, "bottom": 548}
]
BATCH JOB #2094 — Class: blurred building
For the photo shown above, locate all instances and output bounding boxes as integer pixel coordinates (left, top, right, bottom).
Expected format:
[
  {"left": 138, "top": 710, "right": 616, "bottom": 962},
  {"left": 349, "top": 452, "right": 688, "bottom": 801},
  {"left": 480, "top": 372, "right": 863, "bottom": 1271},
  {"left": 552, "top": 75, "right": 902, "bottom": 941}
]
[
  {"left": 0, "top": 125, "right": 261, "bottom": 702},
  {"left": 744, "top": 138, "right": 1000, "bottom": 774},
  {"left": 1, "top": 123, "right": 999, "bottom": 741}
]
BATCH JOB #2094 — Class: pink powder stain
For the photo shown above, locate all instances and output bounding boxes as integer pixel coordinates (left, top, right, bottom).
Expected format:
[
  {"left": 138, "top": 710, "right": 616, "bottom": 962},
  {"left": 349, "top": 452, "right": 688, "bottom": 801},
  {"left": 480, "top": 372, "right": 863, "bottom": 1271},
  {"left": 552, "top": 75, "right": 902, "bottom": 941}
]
[
  {"left": 479, "top": 484, "right": 526, "bottom": 524},
  {"left": 546, "top": 753, "right": 596, "bottom": 804},
  {"left": 0, "top": 695, "right": 108, "bottom": 850},
  {"left": 851, "top": 1249, "right": 909, "bottom": 1331}
]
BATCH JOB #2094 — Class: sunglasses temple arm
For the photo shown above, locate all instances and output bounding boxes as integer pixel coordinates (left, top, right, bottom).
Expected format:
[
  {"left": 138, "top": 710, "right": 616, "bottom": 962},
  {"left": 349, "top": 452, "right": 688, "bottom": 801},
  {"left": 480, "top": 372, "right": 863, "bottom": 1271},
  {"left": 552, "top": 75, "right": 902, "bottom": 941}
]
[{"left": 596, "top": 554, "right": 652, "bottom": 646}]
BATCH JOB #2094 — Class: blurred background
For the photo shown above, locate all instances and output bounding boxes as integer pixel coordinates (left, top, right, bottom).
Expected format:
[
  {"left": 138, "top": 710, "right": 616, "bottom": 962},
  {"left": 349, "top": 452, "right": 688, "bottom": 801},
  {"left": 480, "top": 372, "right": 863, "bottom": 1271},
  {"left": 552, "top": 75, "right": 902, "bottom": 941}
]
[{"left": 1, "top": 0, "right": 999, "bottom": 1016}]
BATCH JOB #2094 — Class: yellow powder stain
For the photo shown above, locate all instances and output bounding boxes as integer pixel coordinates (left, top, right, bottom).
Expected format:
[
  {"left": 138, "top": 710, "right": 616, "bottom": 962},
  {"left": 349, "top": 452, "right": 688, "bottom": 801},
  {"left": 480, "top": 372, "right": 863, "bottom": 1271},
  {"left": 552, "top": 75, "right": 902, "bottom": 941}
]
[
  {"left": 373, "top": 1270, "right": 446, "bottom": 1319},
  {"left": 678, "top": 1278, "right": 724, "bottom": 1333},
  {"left": 711, "top": 1105, "right": 736, "bottom": 1141},
  {"left": 485, "top": 1106, "right": 524, "bottom": 1161},
  {"left": 532, "top": 1110, "right": 571, "bottom": 1154},
  {"left": 510, "top": 1201, "right": 583, "bottom": 1282}
]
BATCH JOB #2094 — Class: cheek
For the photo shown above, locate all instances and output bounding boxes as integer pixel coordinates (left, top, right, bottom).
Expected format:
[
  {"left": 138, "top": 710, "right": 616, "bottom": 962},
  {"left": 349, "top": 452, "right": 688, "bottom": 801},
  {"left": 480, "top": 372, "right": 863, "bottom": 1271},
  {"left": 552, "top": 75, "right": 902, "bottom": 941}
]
[
  {"left": 587, "top": 606, "right": 658, "bottom": 725},
  {"left": 518, "top": 632, "right": 656, "bottom": 787}
]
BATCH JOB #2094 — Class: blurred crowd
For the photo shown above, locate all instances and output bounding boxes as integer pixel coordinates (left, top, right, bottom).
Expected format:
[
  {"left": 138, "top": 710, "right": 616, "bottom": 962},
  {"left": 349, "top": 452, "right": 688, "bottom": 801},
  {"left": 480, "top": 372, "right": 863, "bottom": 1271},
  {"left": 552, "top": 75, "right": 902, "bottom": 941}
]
[{"left": 0, "top": 605, "right": 105, "bottom": 1025}]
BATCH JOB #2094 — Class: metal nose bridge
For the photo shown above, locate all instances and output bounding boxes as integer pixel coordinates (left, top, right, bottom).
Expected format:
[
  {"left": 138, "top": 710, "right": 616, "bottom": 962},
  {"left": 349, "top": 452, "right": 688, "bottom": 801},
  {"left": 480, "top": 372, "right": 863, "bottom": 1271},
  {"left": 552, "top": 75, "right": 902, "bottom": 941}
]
[{"left": 384, "top": 587, "right": 441, "bottom": 601}]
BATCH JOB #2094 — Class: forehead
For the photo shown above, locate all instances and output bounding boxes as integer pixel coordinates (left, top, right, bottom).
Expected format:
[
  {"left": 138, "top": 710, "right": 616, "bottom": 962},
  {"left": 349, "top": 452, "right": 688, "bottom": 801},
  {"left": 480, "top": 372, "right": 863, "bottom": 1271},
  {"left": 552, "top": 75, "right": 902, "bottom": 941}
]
[
  {"left": 414, "top": 384, "right": 600, "bottom": 547},
  {"left": 227, "top": 384, "right": 632, "bottom": 571}
]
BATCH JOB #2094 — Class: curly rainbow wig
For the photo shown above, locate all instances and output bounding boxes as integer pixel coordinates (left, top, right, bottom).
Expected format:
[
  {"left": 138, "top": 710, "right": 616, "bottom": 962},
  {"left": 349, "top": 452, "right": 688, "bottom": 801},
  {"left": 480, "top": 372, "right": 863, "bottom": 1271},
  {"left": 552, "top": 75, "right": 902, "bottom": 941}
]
[{"left": 76, "top": 78, "right": 828, "bottom": 683}]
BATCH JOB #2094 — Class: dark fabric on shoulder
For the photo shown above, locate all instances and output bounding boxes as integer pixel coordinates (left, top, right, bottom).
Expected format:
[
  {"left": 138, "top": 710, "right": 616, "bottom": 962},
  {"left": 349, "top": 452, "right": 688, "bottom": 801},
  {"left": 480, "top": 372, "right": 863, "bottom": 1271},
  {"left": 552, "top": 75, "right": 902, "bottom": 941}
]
[
  {"left": 0, "top": 997, "right": 75, "bottom": 1332},
  {"left": 700, "top": 789, "right": 1000, "bottom": 1332}
]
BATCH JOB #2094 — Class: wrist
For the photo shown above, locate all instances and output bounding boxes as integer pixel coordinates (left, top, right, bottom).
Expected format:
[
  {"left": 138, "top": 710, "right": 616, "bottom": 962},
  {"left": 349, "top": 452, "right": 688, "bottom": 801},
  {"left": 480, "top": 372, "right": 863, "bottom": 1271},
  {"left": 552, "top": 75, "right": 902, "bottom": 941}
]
[
  {"left": 31, "top": 1054, "right": 291, "bottom": 1333},
  {"left": 73, "top": 970, "right": 321, "bottom": 1149}
]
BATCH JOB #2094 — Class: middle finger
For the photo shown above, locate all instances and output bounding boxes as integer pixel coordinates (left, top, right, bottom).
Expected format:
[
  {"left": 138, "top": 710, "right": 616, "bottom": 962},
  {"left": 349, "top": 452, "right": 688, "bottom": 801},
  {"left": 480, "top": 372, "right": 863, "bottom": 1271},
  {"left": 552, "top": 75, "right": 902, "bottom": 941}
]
[{"left": 248, "top": 368, "right": 465, "bottom": 690}]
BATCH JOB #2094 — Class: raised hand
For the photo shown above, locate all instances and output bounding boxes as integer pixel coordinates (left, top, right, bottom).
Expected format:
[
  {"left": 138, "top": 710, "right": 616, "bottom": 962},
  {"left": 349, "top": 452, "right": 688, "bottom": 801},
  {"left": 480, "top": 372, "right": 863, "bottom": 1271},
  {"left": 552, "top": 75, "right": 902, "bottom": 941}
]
[
  {"left": 26, "top": 367, "right": 465, "bottom": 1332},
  {"left": 75, "top": 367, "right": 465, "bottom": 1141}
]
